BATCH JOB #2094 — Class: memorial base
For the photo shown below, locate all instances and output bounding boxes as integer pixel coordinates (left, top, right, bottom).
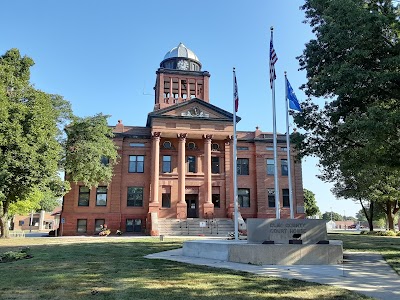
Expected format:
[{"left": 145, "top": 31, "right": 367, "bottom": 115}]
[{"left": 183, "top": 240, "right": 343, "bottom": 265}]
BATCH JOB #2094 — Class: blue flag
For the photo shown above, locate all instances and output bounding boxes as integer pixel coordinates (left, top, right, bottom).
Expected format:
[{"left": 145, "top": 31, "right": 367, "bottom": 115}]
[{"left": 286, "top": 78, "right": 302, "bottom": 112}]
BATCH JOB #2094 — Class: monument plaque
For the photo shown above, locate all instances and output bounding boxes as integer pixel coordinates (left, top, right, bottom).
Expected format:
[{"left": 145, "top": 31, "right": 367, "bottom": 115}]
[{"left": 247, "top": 219, "right": 328, "bottom": 244}]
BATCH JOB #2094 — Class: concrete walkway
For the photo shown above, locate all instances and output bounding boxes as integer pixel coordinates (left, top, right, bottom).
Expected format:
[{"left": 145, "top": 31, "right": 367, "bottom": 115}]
[{"left": 146, "top": 249, "right": 400, "bottom": 300}]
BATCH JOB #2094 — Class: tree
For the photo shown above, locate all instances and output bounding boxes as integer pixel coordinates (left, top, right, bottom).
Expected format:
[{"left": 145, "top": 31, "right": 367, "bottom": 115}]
[
  {"left": 0, "top": 49, "right": 118, "bottom": 238},
  {"left": 65, "top": 114, "right": 118, "bottom": 188},
  {"left": 330, "top": 165, "right": 377, "bottom": 230},
  {"left": 294, "top": 0, "right": 400, "bottom": 168},
  {"left": 322, "top": 211, "right": 343, "bottom": 221},
  {"left": 303, "top": 188, "right": 320, "bottom": 217},
  {"left": 356, "top": 209, "right": 367, "bottom": 222},
  {"left": 0, "top": 49, "right": 66, "bottom": 238},
  {"left": 38, "top": 189, "right": 62, "bottom": 212},
  {"left": 368, "top": 169, "right": 400, "bottom": 230},
  {"left": 8, "top": 189, "right": 43, "bottom": 219},
  {"left": 292, "top": 0, "right": 400, "bottom": 229}
]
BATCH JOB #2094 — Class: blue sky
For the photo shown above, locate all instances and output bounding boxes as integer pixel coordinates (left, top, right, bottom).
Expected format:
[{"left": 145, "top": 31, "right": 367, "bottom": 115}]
[{"left": 0, "top": 0, "right": 360, "bottom": 217}]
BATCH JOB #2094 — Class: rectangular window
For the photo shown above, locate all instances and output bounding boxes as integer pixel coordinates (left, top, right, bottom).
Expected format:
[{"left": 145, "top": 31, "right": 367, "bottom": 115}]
[
  {"left": 127, "top": 187, "right": 144, "bottom": 207},
  {"left": 212, "top": 194, "right": 221, "bottom": 208},
  {"left": 237, "top": 158, "right": 249, "bottom": 175},
  {"left": 267, "top": 159, "right": 274, "bottom": 175},
  {"left": 95, "top": 219, "right": 105, "bottom": 232},
  {"left": 266, "top": 147, "right": 273, "bottom": 151},
  {"left": 281, "top": 159, "right": 288, "bottom": 176},
  {"left": 238, "top": 188, "right": 250, "bottom": 208},
  {"left": 211, "top": 157, "right": 220, "bottom": 174},
  {"left": 78, "top": 186, "right": 90, "bottom": 206},
  {"left": 77, "top": 219, "right": 87, "bottom": 233},
  {"left": 282, "top": 189, "right": 290, "bottom": 207},
  {"left": 237, "top": 146, "right": 249, "bottom": 151},
  {"left": 187, "top": 156, "right": 196, "bottom": 173},
  {"left": 281, "top": 147, "right": 288, "bottom": 152},
  {"left": 267, "top": 189, "right": 275, "bottom": 208},
  {"left": 129, "top": 155, "right": 144, "bottom": 173},
  {"left": 96, "top": 186, "right": 107, "bottom": 206},
  {"left": 162, "top": 155, "right": 171, "bottom": 173},
  {"left": 162, "top": 193, "right": 171, "bottom": 208},
  {"left": 18, "top": 220, "right": 24, "bottom": 226}
]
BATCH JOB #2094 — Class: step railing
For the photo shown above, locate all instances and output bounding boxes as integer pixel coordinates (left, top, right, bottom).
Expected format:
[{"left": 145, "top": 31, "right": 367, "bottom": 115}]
[
  {"left": 204, "top": 212, "right": 216, "bottom": 234},
  {"left": 177, "top": 212, "right": 188, "bottom": 235}
]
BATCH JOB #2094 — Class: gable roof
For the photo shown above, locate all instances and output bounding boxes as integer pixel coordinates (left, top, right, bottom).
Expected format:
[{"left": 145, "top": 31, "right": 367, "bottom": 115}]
[{"left": 146, "top": 98, "right": 241, "bottom": 127}]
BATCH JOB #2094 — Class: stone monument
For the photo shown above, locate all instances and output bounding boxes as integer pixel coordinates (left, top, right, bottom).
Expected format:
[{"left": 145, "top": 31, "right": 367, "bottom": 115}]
[{"left": 183, "top": 218, "right": 343, "bottom": 265}]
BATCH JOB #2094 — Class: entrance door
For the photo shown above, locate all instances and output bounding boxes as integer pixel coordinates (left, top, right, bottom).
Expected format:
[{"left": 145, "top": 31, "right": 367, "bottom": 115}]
[
  {"left": 126, "top": 219, "right": 134, "bottom": 232},
  {"left": 133, "top": 219, "right": 142, "bottom": 232},
  {"left": 186, "top": 195, "right": 199, "bottom": 218},
  {"left": 126, "top": 219, "right": 142, "bottom": 232}
]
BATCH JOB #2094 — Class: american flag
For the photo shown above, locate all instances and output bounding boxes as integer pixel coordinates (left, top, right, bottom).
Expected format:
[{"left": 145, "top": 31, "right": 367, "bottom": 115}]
[
  {"left": 269, "top": 35, "right": 278, "bottom": 89},
  {"left": 234, "top": 69, "right": 239, "bottom": 112}
]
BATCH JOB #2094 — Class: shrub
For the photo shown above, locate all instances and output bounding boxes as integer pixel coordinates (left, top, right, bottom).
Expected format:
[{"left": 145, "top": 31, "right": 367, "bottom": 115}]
[
  {"left": 0, "top": 248, "right": 32, "bottom": 263},
  {"left": 360, "top": 230, "right": 399, "bottom": 237},
  {"left": 385, "top": 230, "right": 397, "bottom": 236},
  {"left": 360, "top": 230, "right": 377, "bottom": 235}
]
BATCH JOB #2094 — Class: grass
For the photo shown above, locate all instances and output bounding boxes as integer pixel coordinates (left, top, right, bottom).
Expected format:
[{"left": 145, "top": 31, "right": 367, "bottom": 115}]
[
  {"left": 328, "top": 232, "right": 400, "bottom": 275},
  {"left": 0, "top": 236, "right": 371, "bottom": 300}
]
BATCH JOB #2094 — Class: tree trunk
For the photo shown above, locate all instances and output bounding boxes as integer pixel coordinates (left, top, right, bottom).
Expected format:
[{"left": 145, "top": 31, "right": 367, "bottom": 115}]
[
  {"left": 360, "top": 198, "right": 374, "bottom": 231},
  {"left": 0, "top": 200, "right": 10, "bottom": 238},
  {"left": 385, "top": 200, "right": 396, "bottom": 231},
  {"left": 0, "top": 213, "right": 10, "bottom": 238}
]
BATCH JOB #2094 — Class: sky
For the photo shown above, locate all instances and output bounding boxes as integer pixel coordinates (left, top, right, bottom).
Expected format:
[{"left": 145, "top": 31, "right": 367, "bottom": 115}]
[{"left": 0, "top": 0, "right": 361, "bottom": 217}]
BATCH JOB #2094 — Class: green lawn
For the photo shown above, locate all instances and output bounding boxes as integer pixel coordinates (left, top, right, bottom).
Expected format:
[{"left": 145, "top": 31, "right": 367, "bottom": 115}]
[
  {"left": 0, "top": 237, "right": 370, "bottom": 300},
  {"left": 328, "top": 232, "right": 400, "bottom": 275}
]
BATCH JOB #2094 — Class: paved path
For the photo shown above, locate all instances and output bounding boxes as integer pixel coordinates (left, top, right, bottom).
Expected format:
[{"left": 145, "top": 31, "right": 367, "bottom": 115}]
[{"left": 146, "top": 249, "right": 400, "bottom": 300}]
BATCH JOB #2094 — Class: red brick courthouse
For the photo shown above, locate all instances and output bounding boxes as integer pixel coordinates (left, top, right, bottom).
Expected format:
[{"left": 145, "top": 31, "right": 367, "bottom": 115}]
[{"left": 61, "top": 43, "right": 305, "bottom": 236}]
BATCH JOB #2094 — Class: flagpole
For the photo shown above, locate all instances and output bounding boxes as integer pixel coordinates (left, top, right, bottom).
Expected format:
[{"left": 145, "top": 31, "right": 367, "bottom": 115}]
[
  {"left": 284, "top": 72, "right": 294, "bottom": 219},
  {"left": 270, "top": 27, "right": 280, "bottom": 219},
  {"left": 233, "top": 67, "right": 239, "bottom": 240}
]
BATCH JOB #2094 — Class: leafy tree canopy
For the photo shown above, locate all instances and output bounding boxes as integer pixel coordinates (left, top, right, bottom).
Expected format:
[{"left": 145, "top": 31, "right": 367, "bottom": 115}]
[
  {"left": 292, "top": 0, "right": 400, "bottom": 230},
  {"left": 293, "top": 0, "right": 400, "bottom": 169},
  {"left": 0, "top": 49, "right": 66, "bottom": 205},
  {"left": 322, "top": 211, "right": 343, "bottom": 221},
  {"left": 65, "top": 114, "right": 118, "bottom": 188},
  {"left": 303, "top": 188, "right": 321, "bottom": 217},
  {"left": 8, "top": 189, "right": 42, "bottom": 217},
  {"left": 356, "top": 210, "right": 367, "bottom": 222},
  {"left": 0, "top": 49, "right": 118, "bottom": 238}
]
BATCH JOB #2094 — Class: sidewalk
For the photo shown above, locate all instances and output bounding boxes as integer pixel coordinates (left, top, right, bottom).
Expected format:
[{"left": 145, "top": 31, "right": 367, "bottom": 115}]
[{"left": 146, "top": 249, "right": 400, "bottom": 300}]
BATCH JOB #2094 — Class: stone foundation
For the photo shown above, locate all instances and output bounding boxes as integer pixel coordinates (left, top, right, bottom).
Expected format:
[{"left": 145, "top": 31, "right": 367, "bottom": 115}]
[{"left": 183, "top": 240, "right": 343, "bottom": 265}]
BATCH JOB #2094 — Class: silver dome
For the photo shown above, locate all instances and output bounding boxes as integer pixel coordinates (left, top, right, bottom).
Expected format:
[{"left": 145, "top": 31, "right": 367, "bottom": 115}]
[{"left": 163, "top": 42, "right": 200, "bottom": 62}]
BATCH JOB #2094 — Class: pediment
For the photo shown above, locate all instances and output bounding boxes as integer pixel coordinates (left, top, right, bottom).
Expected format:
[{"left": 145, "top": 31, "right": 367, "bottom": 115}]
[
  {"left": 164, "top": 103, "right": 221, "bottom": 119},
  {"left": 147, "top": 98, "right": 240, "bottom": 126}
]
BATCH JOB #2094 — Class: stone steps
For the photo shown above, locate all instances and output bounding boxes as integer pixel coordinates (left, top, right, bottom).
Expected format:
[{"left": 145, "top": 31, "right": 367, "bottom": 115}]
[{"left": 158, "top": 218, "right": 234, "bottom": 236}]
